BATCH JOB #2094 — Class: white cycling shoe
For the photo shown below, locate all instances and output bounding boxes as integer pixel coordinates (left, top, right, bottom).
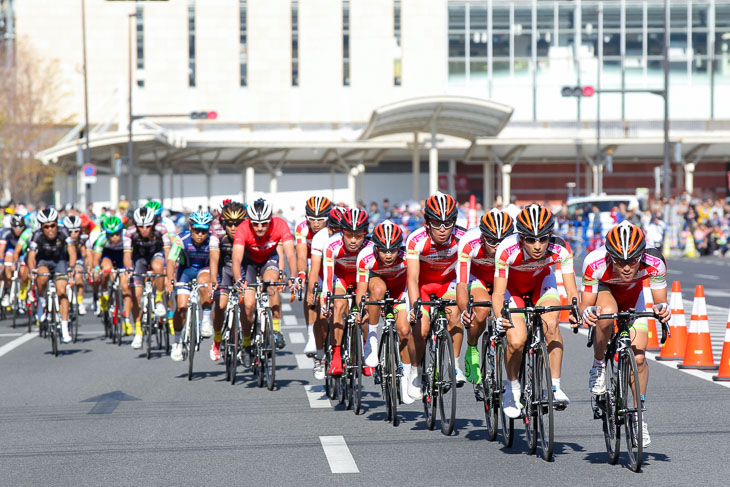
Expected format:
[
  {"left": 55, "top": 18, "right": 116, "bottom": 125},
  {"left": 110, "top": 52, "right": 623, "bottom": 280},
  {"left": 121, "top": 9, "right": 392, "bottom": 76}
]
[
  {"left": 455, "top": 367, "right": 467, "bottom": 387},
  {"left": 78, "top": 303, "right": 87, "bottom": 316},
  {"left": 131, "top": 334, "right": 143, "bottom": 350},
  {"left": 400, "top": 374, "right": 415, "bottom": 405},
  {"left": 171, "top": 343, "right": 184, "bottom": 362},
  {"left": 553, "top": 387, "right": 570, "bottom": 408},
  {"left": 363, "top": 337, "right": 379, "bottom": 368},
  {"left": 407, "top": 366, "right": 423, "bottom": 400},
  {"left": 313, "top": 359, "right": 326, "bottom": 380},
  {"left": 303, "top": 334, "right": 317, "bottom": 357},
  {"left": 200, "top": 319, "right": 213, "bottom": 339},
  {"left": 589, "top": 363, "right": 606, "bottom": 395},
  {"left": 154, "top": 302, "right": 166, "bottom": 317},
  {"left": 502, "top": 392, "right": 522, "bottom": 419}
]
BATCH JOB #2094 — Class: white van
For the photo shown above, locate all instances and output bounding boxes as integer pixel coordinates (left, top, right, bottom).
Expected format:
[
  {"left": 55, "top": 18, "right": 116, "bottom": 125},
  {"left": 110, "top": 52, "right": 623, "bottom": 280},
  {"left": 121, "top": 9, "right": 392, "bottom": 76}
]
[{"left": 566, "top": 195, "right": 645, "bottom": 235}]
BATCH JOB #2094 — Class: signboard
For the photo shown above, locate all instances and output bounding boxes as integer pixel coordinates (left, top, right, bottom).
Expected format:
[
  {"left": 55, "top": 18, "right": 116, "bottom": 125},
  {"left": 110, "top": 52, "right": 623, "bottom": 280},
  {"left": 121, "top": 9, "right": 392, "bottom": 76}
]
[{"left": 82, "top": 163, "right": 97, "bottom": 185}]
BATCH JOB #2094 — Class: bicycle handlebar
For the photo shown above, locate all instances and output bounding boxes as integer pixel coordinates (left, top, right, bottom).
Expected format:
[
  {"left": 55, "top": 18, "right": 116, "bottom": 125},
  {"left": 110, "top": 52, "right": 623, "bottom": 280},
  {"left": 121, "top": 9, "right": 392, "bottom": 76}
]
[
  {"left": 466, "top": 295, "right": 492, "bottom": 315},
  {"left": 585, "top": 310, "right": 670, "bottom": 348},
  {"left": 502, "top": 297, "right": 579, "bottom": 323}
]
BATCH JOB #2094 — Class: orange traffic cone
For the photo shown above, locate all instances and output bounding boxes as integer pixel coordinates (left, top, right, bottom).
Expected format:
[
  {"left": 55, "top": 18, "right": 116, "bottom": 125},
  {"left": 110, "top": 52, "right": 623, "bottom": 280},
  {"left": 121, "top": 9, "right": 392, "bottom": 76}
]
[
  {"left": 657, "top": 281, "right": 687, "bottom": 361},
  {"left": 713, "top": 309, "right": 730, "bottom": 381},
  {"left": 643, "top": 279, "right": 660, "bottom": 351},
  {"left": 678, "top": 285, "right": 718, "bottom": 370},
  {"left": 556, "top": 262, "right": 569, "bottom": 323}
]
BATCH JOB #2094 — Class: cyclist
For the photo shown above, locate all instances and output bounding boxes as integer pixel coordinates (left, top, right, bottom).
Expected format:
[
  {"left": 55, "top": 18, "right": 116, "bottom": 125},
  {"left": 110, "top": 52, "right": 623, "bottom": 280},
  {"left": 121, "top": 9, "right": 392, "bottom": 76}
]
[
  {"left": 146, "top": 200, "right": 177, "bottom": 237},
  {"left": 491, "top": 204, "right": 579, "bottom": 419},
  {"left": 0, "top": 215, "right": 29, "bottom": 307},
  {"left": 124, "top": 206, "right": 170, "bottom": 350},
  {"left": 232, "top": 198, "right": 298, "bottom": 364},
  {"left": 355, "top": 220, "right": 411, "bottom": 401},
  {"left": 10, "top": 216, "right": 35, "bottom": 305},
  {"left": 308, "top": 206, "right": 344, "bottom": 378},
  {"left": 296, "top": 196, "right": 332, "bottom": 357},
  {"left": 320, "top": 208, "right": 371, "bottom": 376},
  {"left": 209, "top": 201, "right": 247, "bottom": 361},
  {"left": 405, "top": 192, "right": 466, "bottom": 399},
  {"left": 166, "top": 211, "right": 215, "bottom": 362},
  {"left": 86, "top": 214, "right": 105, "bottom": 315},
  {"left": 579, "top": 220, "right": 671, "bottom": 448},
  {"left": 27, "top": 208, "right": 77, "bottom": 343},
  {"left": 457, "top": 209, "right": 514, "bottom": 385},
  {"left": 92, "top": 216, "right": 132, "bottom": 335},
  {"left": 62, "top": 215, "right": 88, "bottom": 315}
]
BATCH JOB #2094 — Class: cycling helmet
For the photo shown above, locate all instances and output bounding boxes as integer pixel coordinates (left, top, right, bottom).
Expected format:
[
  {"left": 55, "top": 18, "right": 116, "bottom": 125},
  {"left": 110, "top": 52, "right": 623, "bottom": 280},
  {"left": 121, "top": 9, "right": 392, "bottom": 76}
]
[
  {"left": 10, "top": 215, "right": 25, "bottom": 229},
  {"left": 62, "top": 215, "right": 82, "bottom": 231},
  {"left": 145, "top": 200, "right": 163, "bottom": 217},
  {"left": 605, "top": 221, "right": 646, "bottom": 261},
  {"left": 305, "top": 196, "right": 332, "bottom": 218},
  {"left": 133, "top": 206, "right": 155, "bottom": 227},
  {"left": 248, "top": 198, "right": 273, "bottom": 223},
  {"left": 103, "top": 216, "right": 124, "bottom": 234},
  {"left": 479, "top": 209, "right": 514, "bottom": 241},
  {"left": 36, "top": 208, "right": 59, "bottom": 224},
  {"left": 340, "top": 208, "right": 369, "bottom": 233},
  {"left": 189, "top": 210, "right": 213, "bottom": 230},
  {"left": 221, "top": 198, "right": 232, "bottom": 208},
  {"left": 328, "top": 206, "right": 345, "bottom": 230},
  {"left": 372, "top": 220, "right": 403, "bottom": 251},
  {"left": 515, "top": 204, "right": 554, "bottom": 238},
  {"left": 424, "top": 192, "right": 458, "bottom": 222},
  {"left": 221, "top": 201, "right": 246, "bottom": 223}
]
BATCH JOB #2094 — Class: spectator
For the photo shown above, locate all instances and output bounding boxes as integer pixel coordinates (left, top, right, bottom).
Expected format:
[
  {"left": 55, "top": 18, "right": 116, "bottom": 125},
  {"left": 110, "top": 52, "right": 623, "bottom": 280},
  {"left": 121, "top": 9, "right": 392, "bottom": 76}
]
[
  {"left": 382, "top": 198, "right": 393, "bottom": 219},
  {"left": 369, "top": 201, "right": 380, "bottom": 223}
]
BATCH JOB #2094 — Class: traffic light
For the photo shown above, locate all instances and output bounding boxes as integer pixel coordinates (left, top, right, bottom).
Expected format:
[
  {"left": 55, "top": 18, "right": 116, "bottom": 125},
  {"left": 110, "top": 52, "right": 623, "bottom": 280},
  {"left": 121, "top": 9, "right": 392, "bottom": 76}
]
[
  {"left": 560, "top": 86, "right": 595, "bottom": 97},
  {"left": 190, "top": 111, "right": 218, "bottom": 120}
]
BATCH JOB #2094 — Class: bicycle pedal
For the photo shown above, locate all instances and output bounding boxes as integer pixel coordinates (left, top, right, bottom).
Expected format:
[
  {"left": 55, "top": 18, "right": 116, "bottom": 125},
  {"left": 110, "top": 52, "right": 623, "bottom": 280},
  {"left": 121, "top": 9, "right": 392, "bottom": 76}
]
[
  {"left": 592, "top": 409, "right": 603, "bottom": 420},
  {"left": 553, "top": 403, "right": 567, "bottom": 411},
  {"left": 474, "top": 388, "right": 484, "bottom": 402}
]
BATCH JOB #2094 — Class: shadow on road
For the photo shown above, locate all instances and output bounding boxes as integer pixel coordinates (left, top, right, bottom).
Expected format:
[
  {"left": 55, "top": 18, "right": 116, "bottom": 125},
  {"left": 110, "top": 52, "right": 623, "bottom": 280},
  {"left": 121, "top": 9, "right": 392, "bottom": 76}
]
[
  {"left": 583, "top": 450, "right": 671, "bottom": 468},
  {"left": 45, "top": 348, "right": 93, "bottom": 356}
]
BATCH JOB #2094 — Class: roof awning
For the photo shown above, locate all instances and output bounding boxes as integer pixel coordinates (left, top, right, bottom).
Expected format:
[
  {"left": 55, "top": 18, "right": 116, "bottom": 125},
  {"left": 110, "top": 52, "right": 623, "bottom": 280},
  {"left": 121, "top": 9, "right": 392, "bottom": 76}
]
[{"left": 359, "top": 95, "right": 514, "bottom": 141}]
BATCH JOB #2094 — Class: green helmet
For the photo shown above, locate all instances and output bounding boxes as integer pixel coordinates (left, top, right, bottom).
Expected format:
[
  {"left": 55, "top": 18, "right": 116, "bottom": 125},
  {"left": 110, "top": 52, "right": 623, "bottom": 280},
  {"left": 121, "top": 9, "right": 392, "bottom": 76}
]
[
  {"left": 103, "top": 216, "right": 123, "bottom": 234},
  {"left": 145, "top": 200, "right": 163, "bottom": 217}
]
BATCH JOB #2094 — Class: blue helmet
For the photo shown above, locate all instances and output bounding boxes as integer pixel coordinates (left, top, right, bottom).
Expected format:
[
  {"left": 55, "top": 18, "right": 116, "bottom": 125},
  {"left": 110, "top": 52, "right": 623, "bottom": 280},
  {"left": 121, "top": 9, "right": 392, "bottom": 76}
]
[{"left": 189, "top": 211, "right": 213, "bottom": 230}]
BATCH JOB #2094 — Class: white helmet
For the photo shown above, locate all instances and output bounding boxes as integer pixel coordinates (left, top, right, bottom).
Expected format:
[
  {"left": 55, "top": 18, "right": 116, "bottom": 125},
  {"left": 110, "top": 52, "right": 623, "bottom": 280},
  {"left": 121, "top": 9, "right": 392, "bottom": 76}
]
[
  {"left": 63, "top": 215, "right": 82, "bottom": 231},
  {"left": 133, "top": 206, "right": 155, "bottom": 227},
  {"left": 248, "top": 198, "right": 272, "bottom": 223},
  {"left": 36, "top": 208, "right": 58, "bottom": 224}
]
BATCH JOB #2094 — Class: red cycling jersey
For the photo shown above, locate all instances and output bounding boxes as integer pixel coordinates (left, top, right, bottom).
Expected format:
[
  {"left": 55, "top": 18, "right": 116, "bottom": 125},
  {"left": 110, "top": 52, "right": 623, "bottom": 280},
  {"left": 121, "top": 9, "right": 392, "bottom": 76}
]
[
  {"left": 323, "top": 235, "right": 373, "bottom": 294},
  {"left": 456, "top": 227, "right": 495, "bottom": 286},
  {"left": 356, "top": 246, "right": 407, "bottom": 292},
  {"left": 233, "top": 216, "right": 292, "bottom": 264},
  {"left": 406, "top": 225, "right": 465, "bottom": 284}
]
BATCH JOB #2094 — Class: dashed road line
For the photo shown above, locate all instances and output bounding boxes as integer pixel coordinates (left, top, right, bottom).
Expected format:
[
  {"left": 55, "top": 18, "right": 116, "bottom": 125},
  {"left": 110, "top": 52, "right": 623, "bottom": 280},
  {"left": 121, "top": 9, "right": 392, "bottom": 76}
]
[
  {"left": 283, "top": 314, "right": 298, "bottom": 326},
  {"left": 0, "top": 333, "right": 36, "bottom": 358},
  {"left": 319, "top": 435, "right": 359, "bottom": 473},
  {"left": 295, "top": 353, "right": 313, "bottom": 369},
  {"left": 281, "top": 303, "right": 292, "bottom": 312},
  {"left": 304, "top": 385, "right": 331, "bottom": 409},
  {"left": 695, "top": 273, "right": 720, "bottom": 280},
  {"left": 289, "top": 332, "right": 305, "bottom": 344},
  {"left": 0, "top": 333, "right": 23, "bottom": 337}
]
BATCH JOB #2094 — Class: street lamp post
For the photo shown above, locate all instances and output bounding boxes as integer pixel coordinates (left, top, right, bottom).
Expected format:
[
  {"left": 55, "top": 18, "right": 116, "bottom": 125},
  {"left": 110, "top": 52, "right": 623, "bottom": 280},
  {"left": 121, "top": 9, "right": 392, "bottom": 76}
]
[
  {"left": 662, "top": 0, "right": 671, "bottom": 199},
  {"left": 128, "top": 11, "right": 137, "bottom": 206}
]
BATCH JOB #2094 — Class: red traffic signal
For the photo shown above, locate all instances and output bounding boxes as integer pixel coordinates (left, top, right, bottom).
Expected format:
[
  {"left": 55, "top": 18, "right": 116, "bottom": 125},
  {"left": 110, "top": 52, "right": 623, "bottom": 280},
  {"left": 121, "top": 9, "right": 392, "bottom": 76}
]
[
  {"left": 582, "top": 86, "right": 595, "bottom": 97},
  {"left": 207, "top": 111, "right": 218, "bottom": 120},
  {"left": 561, "top": 86, "right": 596, "bottom": 97},
  {"left": 190, "top": 111, "right": 218, "bottom": 120}
]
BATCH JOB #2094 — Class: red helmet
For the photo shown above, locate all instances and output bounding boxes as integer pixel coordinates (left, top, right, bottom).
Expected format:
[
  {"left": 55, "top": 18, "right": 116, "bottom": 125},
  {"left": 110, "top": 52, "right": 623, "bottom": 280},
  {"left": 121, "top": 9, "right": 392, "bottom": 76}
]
[
  {"left": 340, "top": 208, "right": 369, "bottom": 233},
  {"left": 328, "top": 206, "right": 345, "bottom": 230},
  {"left": 372, "top": 220, "right": 403, "bottom": 250}
]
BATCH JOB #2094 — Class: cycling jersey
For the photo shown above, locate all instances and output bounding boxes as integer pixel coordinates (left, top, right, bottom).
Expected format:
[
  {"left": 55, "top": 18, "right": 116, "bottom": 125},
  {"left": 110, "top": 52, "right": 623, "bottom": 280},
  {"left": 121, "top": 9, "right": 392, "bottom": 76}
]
[
  {"left": 14, "top": 228, "right": 34, "bottom": 257},
  {"left": 169, "top": 231, "right": 218, "bottom": 270},
  {"left": 456, "top": 227, "right": 496, "bottom": 288},
  {"left": 0, "top": 228, "right": 24, "bottom": 253},
  {"left": 92, "top": 232, "right": 125, "bottom": 253},
  {"left": 123, "top": 225, "right": 171, "bottom": 261},
  {"left": 216, "top": 233, "right": 235, "bottom": 270},
  {"left": 86, "top": 227, "right": 102, "bottom": 251},
  {"left": 495, "top": 234, "right": 573, "bottom": 296},
  {"left": 295, "top": 219, "right": 314, "bottom": 255},
  {"left": 28, "top": 228, "right": 74, "bottom": 262},
  {"left": 323, "top": 235, "right": 373, "bottom": 294},
  {"left": 233, "top": 216, "right": 292, "bottom": 264},
  {"left": 210, "top": 217, "right": 226, "bottom": 240},
  {"left": 356, "top": 246, "right": 407, "bottom": 288},
  {"left": 405, "top": 225, "right": 466, "bottom": 284}
]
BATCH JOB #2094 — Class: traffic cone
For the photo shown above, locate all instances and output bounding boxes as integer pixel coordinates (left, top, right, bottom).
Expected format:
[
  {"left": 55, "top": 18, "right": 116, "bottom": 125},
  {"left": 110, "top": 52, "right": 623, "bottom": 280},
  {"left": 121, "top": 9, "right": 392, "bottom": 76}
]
[
  {"left": 712, "top": 309, "right": 730, "bottom": 381},
  {"left": 555, "top": 262, "right": 569, "bottom": 323},
  {"left": 678, "top": 285, "right": 718, "bottom": 370},
  {"left": 657, "top": 281, "right": 687, "bottom": 361},
  {"left": 684, "top": 231, "right": 698, "bottom": 258},
  {"left": 643, "top": 279, "right": 660, "bottom": 352}
]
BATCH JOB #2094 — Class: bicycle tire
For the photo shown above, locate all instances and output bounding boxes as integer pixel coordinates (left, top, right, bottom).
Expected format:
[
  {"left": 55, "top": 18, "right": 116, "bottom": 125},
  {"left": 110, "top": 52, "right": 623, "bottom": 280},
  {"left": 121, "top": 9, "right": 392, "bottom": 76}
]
[
  {"left": 325, "top": 329, "right": 337, "bottom": 400},
  {"left": 72, "top": 310, "right": 79, "bottom": 344},
  {"left": 535, "top": 342, "right": 554, "bottom": 461},
  {"left": 523, "top": 346, "right": 537, "bottom": 455},
  {"left": 602, "top": 352, "right": 620, "bottom": 465},
  {"left": 51, "top": 323, "right": 58, "bottom": 357},
  {"left": 265, "top": 308, "right": 276, "bottom": 391},
  {"left": 352, "top": 321, "right": 363, "bottom": 415},
  {"left": 163, "top": 315, "right": 171, "bottom": 354},
  {"left": 378, "top": 332, "right": 392, "bottom": 422},
  {"left": 230, "top": 306, "right": 240, "bottom": 385},
  {"left": 422, "top": 336, "right": 437, "bottom": 431},
  {"left": 28, "top": 300, "right": 35, "bottom": 334},
  {"left": 498, "top": 338, "right": 514, "bottom": 448},
  {"left": 187, "top": 304, "right": 197, "bottom": 381},
  {"left": 438, "top": 330, "right": 457, "bottom": 436},
  {"left": 388, "top": 325, "right": 399, "bottom": 426},
  {"left": 621, "top": 347, "right": 643, "bottom": 472},
  {"left": 481, "top": 332, "right": 499, "bottom": 441},
  {"left": 343, "top": 321, "right": 354, "bottom": 410},
  {"left": 145, "top": 295, "right": 153, "bottom": 359}
]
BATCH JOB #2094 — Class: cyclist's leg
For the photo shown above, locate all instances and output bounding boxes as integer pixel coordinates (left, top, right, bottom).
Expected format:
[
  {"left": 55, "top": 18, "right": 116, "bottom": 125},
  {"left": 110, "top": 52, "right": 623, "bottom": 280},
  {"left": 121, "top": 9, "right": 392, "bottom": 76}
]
[
  {"left": 120, "top": 271, "right": 132, "bottom": 328},
  {"left": 213, "top": 268, "right": 232, "bottom": 344},
  {"left": 364, "top": 277, "right": 386, "bottom": 367},
  {"left": 152, "top": 253, "right": 166, "bottom": 295},
  {"left": 173, "top": 267, "right": 196, "bottom": 333},
  {"left": 131, "top": 257, "right": 150, "bottom": 336},
  {"left": 629, "top": 290, "right": 650, "bottom": 396},
  {"left": 592, "top": 287, "right": 619, "bottom": 360},
  {"left": 240, "top": 261, "right": 258, "bottom": 344},
  {"left": 331, "top": 277, "right": 348, "bottom": 346},
  {"left": 35, "top": 263, "right": 51, "bottom": 319},
  {"left": 503, "top": 291, "right": 527, "bottom": 382},
  {"left": 535, "top": 272, "right": 562, "bottom": 378},
  {"left": 464, "top": 280, "right": 490, "bottom": 384},
  {"left": 74, "top": 258, "right": 85, "bottom": 304},
  {"left": 261, "top": 265, "right": 280, "bottom": 323},
  {"left": 54, "top": 262, "right": 70, "bottom": 322}
]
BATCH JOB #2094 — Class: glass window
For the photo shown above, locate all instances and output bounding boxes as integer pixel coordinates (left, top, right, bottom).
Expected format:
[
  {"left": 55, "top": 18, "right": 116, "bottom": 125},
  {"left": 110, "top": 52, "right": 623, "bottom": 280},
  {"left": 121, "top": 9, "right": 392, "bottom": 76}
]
[
  {"left": 394, "top": 0, "right": 401, "bottom": 85},
  {"left": 188, "top": 0, "right": 195, "bottom": 87},
  {"left": 691, "top": 3, "right": 709, "bottom": 29},
  {"left": 240, "top": 0, "right": 247, "bottom": 87},
  {"left": 513, "top": 6, "right": 531, "bottom": 58},
  {"left": 448, "top": 3, "right": 466, "bottom": 31},
  {"left": 449, "top": 33, "right": 466, "bottom": 57},
  {"left": 469, "top": 4, "right": 487, "bottom": 58},
  {"left": 343, "top": 0, "right": 350, "bottom": 86},
  {"left": 447, "top": 3, "right": 466, "bottom": 83},
  {"left": 136, "top": 5, "right": 144, "bottom": 87},
  {"left": 292, "top": 0, "right": 298, "bottom": 86}
]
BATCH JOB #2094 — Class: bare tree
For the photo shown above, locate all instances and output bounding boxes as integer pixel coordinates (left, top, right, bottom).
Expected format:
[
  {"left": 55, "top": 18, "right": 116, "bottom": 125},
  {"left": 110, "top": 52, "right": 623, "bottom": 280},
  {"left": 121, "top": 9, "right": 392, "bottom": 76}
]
[{"left": 0, "top": 38, "right": 73, "bottom": 204}]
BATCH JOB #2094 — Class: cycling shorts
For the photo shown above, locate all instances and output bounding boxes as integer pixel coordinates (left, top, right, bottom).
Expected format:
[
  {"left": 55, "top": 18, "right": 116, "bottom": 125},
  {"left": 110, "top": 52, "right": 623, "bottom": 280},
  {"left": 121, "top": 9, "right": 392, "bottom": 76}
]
[
  {"left": 74, "top": 257, "right": 85, "bottom": 270},
  {"left": 101, "top": 248, "right": 125, "bottom": 269},
  {"left": 467, "top": 276, "right": 493, "bottom": 295},
  {"left": 243, "top": 254, "right": 279, "bottom": 284},
  {"left": 419, "top": 280, "right": 457, "bottom": 318},
  {"left": 37, "top": 259, "right": 69, "bottom": 280},
  {"left": 3, "top": 250, "right": 13, "bottom": 266},
  {"left": 598, "top": 283, "right": 648, "bottom": 333},
  {"left": 132, "top": 253, "right": 165, "bottom": 286},
  {"left": 504, "top": 271, "right": 558, "bottom": 319},
  {"left": 176, "top": 266, "right": 209, "bottom": 296},
  {"left": 367, "top": 275, "right": 408, "bottom": 312}
]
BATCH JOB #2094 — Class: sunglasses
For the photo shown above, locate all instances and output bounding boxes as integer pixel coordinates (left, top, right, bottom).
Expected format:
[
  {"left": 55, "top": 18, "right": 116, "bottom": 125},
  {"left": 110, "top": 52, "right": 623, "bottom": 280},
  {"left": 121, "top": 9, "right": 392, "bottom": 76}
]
[
  {"left": 42, "top": 224, "right": 57, "bottom": 230},
  {"left": 138, "top": 225, "right": 153, "bottom": 229},
  {"left": 428, "top": 220, "right": 455, "bottom": 230},
  {"left": 191, "top": 228, "right": 209, "bottom": 234},
  {"left": 523, "top": 235, "right": 550, "bottom": 244},
  {"left": 307, "top": 217, "right": 327, "bottom": 223},
  {"left": 377, "top": 248, "right": 398, "bottom": 255},
  {"left": 482, "top": 236, "right": 501, "bottom": 248},
  {"left": 612, "top": 256, "right": 640, "bottom": 267},
  {"left": 251, "top": 221, "right": 270, "bottom": 228},
  {"left": 224, "top": 221, "right": 242, "bottom": 228},
  {"left": 110, "top": 230, "right": 122, "bottom": 237},
  {"left": 343, "top": 230, "right": 366, "bottom": 239}
]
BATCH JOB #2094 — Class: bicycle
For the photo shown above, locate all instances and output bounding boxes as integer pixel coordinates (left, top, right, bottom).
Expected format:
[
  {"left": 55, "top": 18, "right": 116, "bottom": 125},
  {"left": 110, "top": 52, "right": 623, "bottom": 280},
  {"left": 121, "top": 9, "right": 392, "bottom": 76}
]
[
  {"left": 362, "top": 292, "right": 405, "bottom": 425},
  {"left": 35, "top": 271, "right": 65, "bottom": 357},
  {"left": 500, "top": 296, "right": 579, "bottom": 461},
  {"left": 587, "top": 309, "right": 669, "bottom": 472},
  {"left": 218, "top": 285, "right": 242, "bottom": 384},
  {"left": 7, "top": 267, "right": 23, "bottom": 329},
  {"left": 413, "top": 295, "right": 458, "bottom": 436},
  {"left": 65, "top": 271, "right": 84, "bottom": 344},
  {"left": 178, "top": 278, "right": 208, "bottom": 381},
  {"left": 324, "top": 286, "right": 363, "bottom": 409},
  {"left": 247, "top": 273, "right": 293, "bottom": 391},
  {"left": 101, "top": 269, "right": 126, "bottom": 346},
  {"left": 465, "top": 296, "right": 501, "bottom": 442},
  {"left": 134, "top": 272, "right": 168, "bottom": 360}
]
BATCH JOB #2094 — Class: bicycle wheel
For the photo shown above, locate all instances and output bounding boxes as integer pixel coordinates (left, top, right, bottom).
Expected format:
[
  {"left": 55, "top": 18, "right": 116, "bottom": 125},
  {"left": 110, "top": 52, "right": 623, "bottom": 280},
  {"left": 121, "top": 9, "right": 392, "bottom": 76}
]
[
  {"left": 534, "top": 342, "right": 554, "bottom": 461},
  {"left": 27, "top": 300, "right": 35, "bottom": 334},
  {"left": 422, "top": 337, "right": 437, "bottom": 431},
  {"left": 523, "top": 346, "right": 537, "bottom": 455},
  {"left": 498, "top": 338, "right": 514, "bottom": 448},
  {"left": 378, "top": 333, "right": 392, "bottom": 421},
  {"left": 72, "top": 309, "right": 79, "bottom": 343},
  {"left": 387, "top": 326, "right": 399, "bottom": 426},
  {"left": 602, "top": 351, "right": 620, "bottom": 465},
  {"left": 481, "top": 333, "right": 499, "bottom": 441},
  {"left": 187, "top": 304, "right": 197, "bottom": 381},
  {"left": 351, "top": 322, "right": 363, "bottom": 414},
  {"left": 621, "top": 347, "right": 643, "bottom": 472},
  {"left": 264, "top": 309, "right": 276, "bottom": 391},
  {"left": 145, "top": 296, "right": 153, "bottom": 359},
  {"left": 163, "top": 316, "right": 171, "bottom": 354},
  {"left": 230, "top": 307, "right": 240, "bottom": 385},
  {"left": 325, "top": 330, "right": 337, "bottom": 400},
  {"left": 437, "top": 330, "right": 457, "bottom": 436}
]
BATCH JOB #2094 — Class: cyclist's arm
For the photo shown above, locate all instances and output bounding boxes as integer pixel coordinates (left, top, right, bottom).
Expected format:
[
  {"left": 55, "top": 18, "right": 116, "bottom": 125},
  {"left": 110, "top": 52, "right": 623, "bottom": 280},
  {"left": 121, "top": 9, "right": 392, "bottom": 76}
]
[
  {"left": 0, "top": 241, "right": 6, "bottom": 257},
  {"left": 491, "top": 276, "right": 507, "bottom": 320},
  {"left": 355, "top": 253, "right": 370, "bottom": 310},
  {"left": 281, "top": 239, "right": 297, "bottom": 279},
  {"left": 455, "top": 246, "right": 471, "bottom": 312},
  {"left": 650, "top": 286, "right": 668, "bottom": 306},
  {"left": 123, "top": 250, "right": 133, "bottom": 270},
  {"left": 277, "top": 243, "right": 285, "bottom": 272},
  {"left": 232, "top": 243, "right": 245, "bottom": 282},
  {"left": 406, "top": 257, "right": 420, "bottom": 309},
  {"left": 308, "top": 254, "right": 322, "bottom": 297},
  {"left": 561, "top": 270, "right": 579, "bottom": 304},
  {"left": 578, "top": 291, "right": 598, "bottom": 315},
  {"left": 27, "top": 249, "right": 36, "bottom": 271},
  {"left": 355, "top": 280, "right": 369, "bottom": 316},
  {"left": 296, "top": 242, "right": 308, "bottom": 278},
  {"left": 92, "top": 250, "right": 102, "bottom": 268},
  {"left": 67, "top": 243, "right": 77, "bottom": 269},
  {"left": 166, "top": 242, "right": 182, "bottom": 284},
  {"left": 209, "top": 248, "right": 220, "bottom": 285}
]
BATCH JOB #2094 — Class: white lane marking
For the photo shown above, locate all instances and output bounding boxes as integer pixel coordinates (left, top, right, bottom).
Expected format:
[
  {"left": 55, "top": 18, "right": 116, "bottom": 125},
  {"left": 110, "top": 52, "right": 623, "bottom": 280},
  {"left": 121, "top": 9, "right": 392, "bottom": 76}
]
[
  {"left": 0, "top": 333, "right": 23, "bottom": 337},
  {"left": 0, "top": 333, "right": 36, "bottom": 358},
  {"left": 283, "top": 314, "right": 297, "bottom": 326},
  {"left": 695, "top": 273, "right": 720, "bottom": 281},
  {"left": 295, "top": 353, "right": 314, "bottom": 369},
  {"left": 289, "top": 332, "right": 305, "bottom": 344},
  {"left": 304, "top": 385, "right": 331, "bottom": 409},
  {"left": 281, "top": 303, "right": 292, "bottom": 312},
  {"left": 319, "top": 436, "right": 359, "bottom": 473},
  {"left": 667, "top": 269, "right": 683, "bottom": 275}
]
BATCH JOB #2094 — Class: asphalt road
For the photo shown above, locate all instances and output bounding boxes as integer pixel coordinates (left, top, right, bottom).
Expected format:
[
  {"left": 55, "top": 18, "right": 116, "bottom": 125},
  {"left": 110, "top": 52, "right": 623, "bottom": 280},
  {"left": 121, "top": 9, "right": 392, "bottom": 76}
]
[{"left": 1, "top": 274, "right": 730, "bottom": 485}]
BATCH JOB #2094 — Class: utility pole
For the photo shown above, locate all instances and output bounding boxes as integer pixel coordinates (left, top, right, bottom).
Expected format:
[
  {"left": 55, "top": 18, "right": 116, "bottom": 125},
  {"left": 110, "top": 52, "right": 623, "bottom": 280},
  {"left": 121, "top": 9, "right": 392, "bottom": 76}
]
[{"left": 662, "top": 0, "right": 671, "bottom": 199}]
